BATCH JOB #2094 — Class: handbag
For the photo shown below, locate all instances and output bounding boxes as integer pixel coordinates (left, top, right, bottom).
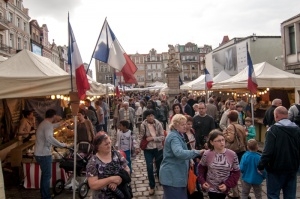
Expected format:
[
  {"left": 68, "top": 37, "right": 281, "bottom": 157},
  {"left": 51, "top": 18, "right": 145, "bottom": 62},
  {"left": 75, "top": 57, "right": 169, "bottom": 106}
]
[
  {"left": 139, "top": 124, "right": 149, "bottom": 150},
  {"left": 187, "top": 166, "right": 197, "bottom": 195},
  {"left": 227, "top": 124, "right": 246, "bottom": 153}
]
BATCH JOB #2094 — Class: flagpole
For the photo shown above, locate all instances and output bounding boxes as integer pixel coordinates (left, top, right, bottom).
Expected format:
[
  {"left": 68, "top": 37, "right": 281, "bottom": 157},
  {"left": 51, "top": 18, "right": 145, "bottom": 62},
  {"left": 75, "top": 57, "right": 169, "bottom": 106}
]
[
  {"left": 72, "top": 116, "right": 77, "bottom": 199},
  {"left": 250, "top": 95, "right": 255, "bottom": 125},
  {"left": 68, "top": 12, "right": 73, "bottom": 92},
  {"left": 86, "top": 17, "right": 107, "bottom": 74}
]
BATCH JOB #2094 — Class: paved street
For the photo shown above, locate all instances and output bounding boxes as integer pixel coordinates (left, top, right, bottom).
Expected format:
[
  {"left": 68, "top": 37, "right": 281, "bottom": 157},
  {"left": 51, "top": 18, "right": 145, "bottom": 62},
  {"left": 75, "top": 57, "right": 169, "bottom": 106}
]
[{"left": 4, "top": 124, "right": 300, "bottom": 198}]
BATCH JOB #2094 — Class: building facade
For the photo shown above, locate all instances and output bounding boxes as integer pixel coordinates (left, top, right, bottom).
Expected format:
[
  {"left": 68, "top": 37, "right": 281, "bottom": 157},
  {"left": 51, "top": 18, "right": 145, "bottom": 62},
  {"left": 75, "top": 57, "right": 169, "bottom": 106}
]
[
  {"left": 281, "top": 13, "right": 300, "bottom": 74},
  {"left": 145, "top": 48, "right": 163, "bottom": 86},
  {"left": 131, "top": 53, "right": 146, "bottom": 87},
  {"left": 205, "top": 35, "right": 282, "bottom": 77},
  {"left": 0, "top": 0, "right": 30, "bottom": 57},
  {"left": 95, "top": 60, "right": 113, "bottom": 84},
  {"left": 57, "top": 45, "right": 68, "bottom": 72},
  {"left": 29, "top": 19, "right": 42, "bottom": 55}
]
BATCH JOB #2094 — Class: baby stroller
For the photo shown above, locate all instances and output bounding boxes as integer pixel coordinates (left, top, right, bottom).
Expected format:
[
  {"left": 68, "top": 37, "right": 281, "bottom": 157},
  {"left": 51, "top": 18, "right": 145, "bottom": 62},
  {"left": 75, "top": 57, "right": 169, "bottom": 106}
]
[{"left": 52, "top": 141, "right": 93, "bottom": 199}]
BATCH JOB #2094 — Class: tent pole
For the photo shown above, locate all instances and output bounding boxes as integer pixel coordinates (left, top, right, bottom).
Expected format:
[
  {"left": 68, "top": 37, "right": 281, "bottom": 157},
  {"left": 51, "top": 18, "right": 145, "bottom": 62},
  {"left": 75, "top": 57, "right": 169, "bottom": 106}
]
[{"left": 250, "top": 95, "right": 255, "bottom": 126}]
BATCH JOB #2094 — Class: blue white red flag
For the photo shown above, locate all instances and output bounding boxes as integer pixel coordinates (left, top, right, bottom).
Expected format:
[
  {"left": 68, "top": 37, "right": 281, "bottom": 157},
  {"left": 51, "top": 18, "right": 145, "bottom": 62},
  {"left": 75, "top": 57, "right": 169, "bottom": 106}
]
[
  {"left": 205, "top": 68, "right": 213, "bottom": 89},
  {"left": 247, "top": 46, "right": 257, "bottom": 93},
  {"left": 93, "top": 19, "right": 137, "bottom": 84},
  {"left": 68, "top": 21, "right": 90, "bottom": 100}
]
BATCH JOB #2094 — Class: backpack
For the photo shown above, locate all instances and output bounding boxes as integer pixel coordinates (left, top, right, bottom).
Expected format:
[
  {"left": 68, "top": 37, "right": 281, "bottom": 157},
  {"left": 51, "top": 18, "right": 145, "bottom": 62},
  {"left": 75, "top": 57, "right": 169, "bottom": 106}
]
[{"left": 293, "top": 105, "right": 300, "bottom": 126}]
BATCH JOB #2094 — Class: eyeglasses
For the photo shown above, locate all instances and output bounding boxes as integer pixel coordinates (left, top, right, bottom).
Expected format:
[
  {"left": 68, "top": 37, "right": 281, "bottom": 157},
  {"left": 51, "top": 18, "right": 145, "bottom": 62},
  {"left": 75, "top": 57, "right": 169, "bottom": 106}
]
[{"left": 213, "top": 139, "right": 225, "bottom": 143}]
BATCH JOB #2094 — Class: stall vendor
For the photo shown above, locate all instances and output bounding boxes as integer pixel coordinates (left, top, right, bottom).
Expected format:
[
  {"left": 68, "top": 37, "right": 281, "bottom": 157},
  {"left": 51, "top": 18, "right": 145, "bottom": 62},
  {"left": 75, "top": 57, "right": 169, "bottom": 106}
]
[{"left": 18, "top": 110, "right": 36, "bottom": 143}]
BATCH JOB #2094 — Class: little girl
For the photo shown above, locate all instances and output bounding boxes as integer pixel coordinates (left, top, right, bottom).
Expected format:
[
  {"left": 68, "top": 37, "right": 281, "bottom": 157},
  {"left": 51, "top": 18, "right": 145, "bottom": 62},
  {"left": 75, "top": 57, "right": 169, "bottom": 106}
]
[
  {"left": 116, "top": 120, "right": 138, "bottom": 173},
  {"left": 245, "top": 117, "right": 256, "bottom": 141}
]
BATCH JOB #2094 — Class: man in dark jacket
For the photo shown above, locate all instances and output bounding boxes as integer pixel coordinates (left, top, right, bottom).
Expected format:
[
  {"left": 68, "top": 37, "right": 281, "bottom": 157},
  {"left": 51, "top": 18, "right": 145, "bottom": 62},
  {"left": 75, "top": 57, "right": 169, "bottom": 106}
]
[
  {"left": 263, "top": 98, "right": 282, "bottom": 128},
  {"left": 258, "top": 106, "right": 300, "bottom": 199}
]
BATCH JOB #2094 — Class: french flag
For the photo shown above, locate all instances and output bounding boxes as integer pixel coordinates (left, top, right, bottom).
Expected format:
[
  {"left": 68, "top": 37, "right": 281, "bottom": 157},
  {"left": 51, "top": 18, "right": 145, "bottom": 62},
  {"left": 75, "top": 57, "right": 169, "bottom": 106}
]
[
  {"left": 247, "top": 45, "right": 257, "bottom": 93},
  {"left": 205, "top": 68, "right": 213, "bottom": 89},
  {"left": 68, "top": 21, "right": 90, "bottom": 100},
  {"left": 93, "top": 19, "right": 137, "bottom": 84}
]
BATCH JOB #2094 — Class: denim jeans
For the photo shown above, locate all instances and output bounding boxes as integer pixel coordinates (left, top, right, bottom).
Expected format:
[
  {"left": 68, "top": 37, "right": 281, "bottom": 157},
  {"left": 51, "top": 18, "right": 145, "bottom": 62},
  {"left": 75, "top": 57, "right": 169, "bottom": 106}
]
[
  {"left": 144, "top": 148, "right": 163, "bottom": 189},
  {"left": 266, "top": 171, "right": 297, "bottom": 199},
  {"left": 35, "top": 155, "right": 52, "bottom": 199},
  {"left": 124, "top": 150, "right": 132, "bottom": 173}
]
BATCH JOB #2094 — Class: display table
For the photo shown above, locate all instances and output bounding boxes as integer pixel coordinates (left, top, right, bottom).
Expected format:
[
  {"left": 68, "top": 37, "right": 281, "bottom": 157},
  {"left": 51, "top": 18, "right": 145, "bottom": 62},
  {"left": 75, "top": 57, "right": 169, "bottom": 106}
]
[{"left": 22, "top": 161, "right": 68, "bottom": 189}]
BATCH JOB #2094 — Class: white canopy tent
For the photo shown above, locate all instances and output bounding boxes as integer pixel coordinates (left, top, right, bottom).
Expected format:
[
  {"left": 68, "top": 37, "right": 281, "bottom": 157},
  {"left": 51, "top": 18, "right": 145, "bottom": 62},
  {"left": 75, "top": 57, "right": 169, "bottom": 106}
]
[
  {"left": 190, "top": 70, "right": 231, "bottom": 90},
  {"left": 213, "top": 62, "right": 300, "bottom": 90},
  {"left": 180, "top": 75, "right": 205, "bottom": 90},
  {"left": 0, "top": 50, "right": 107, "bottom": 99}
]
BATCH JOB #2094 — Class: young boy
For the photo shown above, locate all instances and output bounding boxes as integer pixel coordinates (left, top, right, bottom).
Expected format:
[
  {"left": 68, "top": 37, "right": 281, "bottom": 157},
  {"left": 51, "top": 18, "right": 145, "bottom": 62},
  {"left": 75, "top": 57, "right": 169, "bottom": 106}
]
[
  {"left": 240, "top": 139, "right": 266, "bottom": 199},
  {"left": 115, "top": 120, "right": 138, "bottom": 173},
  {"left": 245, "top": 117, "right": 256, "bottom": 141}
]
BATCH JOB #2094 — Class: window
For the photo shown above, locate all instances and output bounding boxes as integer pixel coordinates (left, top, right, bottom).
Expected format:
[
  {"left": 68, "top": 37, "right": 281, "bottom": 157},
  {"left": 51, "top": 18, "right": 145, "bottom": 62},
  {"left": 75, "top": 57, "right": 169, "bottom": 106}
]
[
  {"left": 100, "top": 65, "right": 108, "bottom": 72},
  {"left": 17, "top": 37, "right": 21, "bottom": 49},
  {"left": 105, "top": 75, "right": 113, "bottom": 83},
  {"left": 147, "top": 64, "right": 151, "bottom": 70},
  {"left": 23, "top": 22, "right": 26, "bottom": 31},
  {"left": 17, "top": 17, "right": 20, "bottom": 27},
  {"left": 9, "top": 33, "right": 14, "bottom": 47},
  {"left": 9, "top": 12, "right": 13, "bottom": 22},
  {"left": 151, "top": 64, "right": 156, "bottom": 69},
  {"left": 151, "top": 56, "right": 155, "bottom": 61},
  {"left": 289, "top": 26, "right": 296, "bottom": 54},
  {"left": 157, "top": 64, "right": 161, "bottom": 69}
]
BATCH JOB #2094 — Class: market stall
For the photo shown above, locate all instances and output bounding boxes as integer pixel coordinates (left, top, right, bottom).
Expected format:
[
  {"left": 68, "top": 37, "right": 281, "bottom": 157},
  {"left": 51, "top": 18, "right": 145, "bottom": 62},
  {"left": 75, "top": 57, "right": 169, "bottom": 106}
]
[{"left": 0, "top": 50, "right": 106, "bottom": 188}]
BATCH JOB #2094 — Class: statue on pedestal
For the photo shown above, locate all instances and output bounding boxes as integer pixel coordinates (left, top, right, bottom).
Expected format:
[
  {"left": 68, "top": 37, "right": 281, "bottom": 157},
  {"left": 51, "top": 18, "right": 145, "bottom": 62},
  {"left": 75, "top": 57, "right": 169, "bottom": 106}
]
[{"left": 166, "top": 44, "right": 181, "bottom": 72}]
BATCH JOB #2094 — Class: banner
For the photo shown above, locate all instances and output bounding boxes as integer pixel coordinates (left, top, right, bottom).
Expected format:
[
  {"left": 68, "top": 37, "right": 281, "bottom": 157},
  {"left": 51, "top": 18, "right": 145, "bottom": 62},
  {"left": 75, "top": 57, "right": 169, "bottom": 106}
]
[{"left": 25, "top": 99, "right": 63, "bottom": 124}]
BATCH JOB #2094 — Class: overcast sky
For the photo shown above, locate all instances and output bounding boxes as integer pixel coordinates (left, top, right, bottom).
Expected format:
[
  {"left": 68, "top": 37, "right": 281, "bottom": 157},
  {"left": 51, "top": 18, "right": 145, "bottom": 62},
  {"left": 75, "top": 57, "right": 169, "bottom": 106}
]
[{"left": 24, "top": 0, "right": 299, "bottom": 74}]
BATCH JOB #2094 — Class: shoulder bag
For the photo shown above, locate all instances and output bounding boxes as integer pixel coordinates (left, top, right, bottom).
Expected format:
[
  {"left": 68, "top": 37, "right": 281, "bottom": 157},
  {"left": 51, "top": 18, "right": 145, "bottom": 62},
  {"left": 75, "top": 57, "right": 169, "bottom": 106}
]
[{"left": 139, "top": 124, "right": 149, "bottom": 150}]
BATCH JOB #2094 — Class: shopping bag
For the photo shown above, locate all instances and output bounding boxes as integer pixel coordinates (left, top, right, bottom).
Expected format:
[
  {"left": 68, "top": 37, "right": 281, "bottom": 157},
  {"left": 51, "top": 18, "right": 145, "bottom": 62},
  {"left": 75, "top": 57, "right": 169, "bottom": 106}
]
[{"left": 187, "top": 166, "right": 197, "bottom": 195}]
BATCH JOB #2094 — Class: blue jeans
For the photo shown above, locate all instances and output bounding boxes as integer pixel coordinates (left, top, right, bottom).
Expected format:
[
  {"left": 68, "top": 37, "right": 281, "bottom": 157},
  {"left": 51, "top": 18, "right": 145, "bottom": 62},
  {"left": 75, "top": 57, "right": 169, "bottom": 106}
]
[
  {"left": 144, "top": 148, "right": 163, "bottom": 189},
  {"left": 266, "top": 171, "right": 297, "bottom": 199},
  {"left": 35, "top": 155, "right": 52, "bottom": 199},
  {"left": 124, "top": 150, "right": 132, "bottom": 173}
]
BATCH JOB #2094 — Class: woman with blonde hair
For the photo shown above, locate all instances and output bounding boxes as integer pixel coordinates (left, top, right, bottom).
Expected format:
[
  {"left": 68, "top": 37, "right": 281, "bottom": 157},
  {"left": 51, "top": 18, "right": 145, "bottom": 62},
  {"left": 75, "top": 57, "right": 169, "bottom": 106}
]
[{"left": 159, "top": 114, "right": 204, "bottom": 199}]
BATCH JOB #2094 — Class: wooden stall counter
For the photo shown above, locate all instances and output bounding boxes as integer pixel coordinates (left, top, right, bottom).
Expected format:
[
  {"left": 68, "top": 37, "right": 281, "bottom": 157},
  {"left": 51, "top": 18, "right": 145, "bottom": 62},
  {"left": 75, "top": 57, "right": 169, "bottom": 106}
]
[{"left": 9, "top": 141, "right": 35, "bottom": 167}]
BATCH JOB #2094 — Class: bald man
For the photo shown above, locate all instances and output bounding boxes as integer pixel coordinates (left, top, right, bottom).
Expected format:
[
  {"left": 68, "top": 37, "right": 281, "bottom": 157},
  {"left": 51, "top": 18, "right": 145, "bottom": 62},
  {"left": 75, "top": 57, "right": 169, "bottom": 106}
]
[
  {"left": 263, "top": 98, "right": 282, "bottom": 128},
  {"left": 258, "top": 106, "right": 300, "bottom": 199}
]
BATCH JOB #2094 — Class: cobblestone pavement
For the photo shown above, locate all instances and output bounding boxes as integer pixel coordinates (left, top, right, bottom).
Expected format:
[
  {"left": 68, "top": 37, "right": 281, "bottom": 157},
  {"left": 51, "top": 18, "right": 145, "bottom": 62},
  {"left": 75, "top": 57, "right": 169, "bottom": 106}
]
[{"left": 4, "top": 124, "right": 300, "bottom": 198}]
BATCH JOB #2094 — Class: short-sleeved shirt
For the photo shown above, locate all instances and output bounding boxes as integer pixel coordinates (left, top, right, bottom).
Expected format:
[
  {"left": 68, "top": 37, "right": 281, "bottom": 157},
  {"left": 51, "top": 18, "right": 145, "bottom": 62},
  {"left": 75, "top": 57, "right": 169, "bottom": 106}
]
[{"left": 86, "top": 151, "right": 128, "bottom": 199}]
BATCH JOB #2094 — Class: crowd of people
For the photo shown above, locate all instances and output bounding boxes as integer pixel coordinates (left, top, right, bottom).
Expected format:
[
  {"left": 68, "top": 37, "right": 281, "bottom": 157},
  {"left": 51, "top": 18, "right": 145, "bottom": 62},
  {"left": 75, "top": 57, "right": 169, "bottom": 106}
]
[{"left": 20, "top": 92, "right": 300, "bottom": 199}]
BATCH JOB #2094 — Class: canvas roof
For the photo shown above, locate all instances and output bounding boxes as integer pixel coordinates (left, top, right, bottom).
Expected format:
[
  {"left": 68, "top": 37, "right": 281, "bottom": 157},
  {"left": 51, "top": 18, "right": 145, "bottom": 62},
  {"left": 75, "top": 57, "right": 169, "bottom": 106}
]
[
  {"left": 0, "top": 50, "right": 106, "bottom": 99},
  {"left": 213, "top": 62, "right": 300, "bottom": 89}
]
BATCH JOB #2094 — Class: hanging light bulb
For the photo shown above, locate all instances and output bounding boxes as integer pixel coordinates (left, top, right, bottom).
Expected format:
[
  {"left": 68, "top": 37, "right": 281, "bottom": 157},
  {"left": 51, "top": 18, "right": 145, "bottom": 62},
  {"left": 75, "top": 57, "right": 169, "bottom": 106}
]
[
  {"left": 266, "top": 88, "right": 269, "bottom": 91},
  {"left": 51, "top": 95, "right": 55, "bottom": 100},
  {"left": 64, "top": 97, "right": 68, "bottom": 101},
  {"left": 60, "top": 95, "right": 64, "bottom": 99},
  {"left": 219, "top": 91, "right": 222, "bottom": 94},
  {"left": 67, "top": 97, "right": 70, "bottom": 101},
  {"left": 56, "top": 95, "right": 60, "bottom": 99}
]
